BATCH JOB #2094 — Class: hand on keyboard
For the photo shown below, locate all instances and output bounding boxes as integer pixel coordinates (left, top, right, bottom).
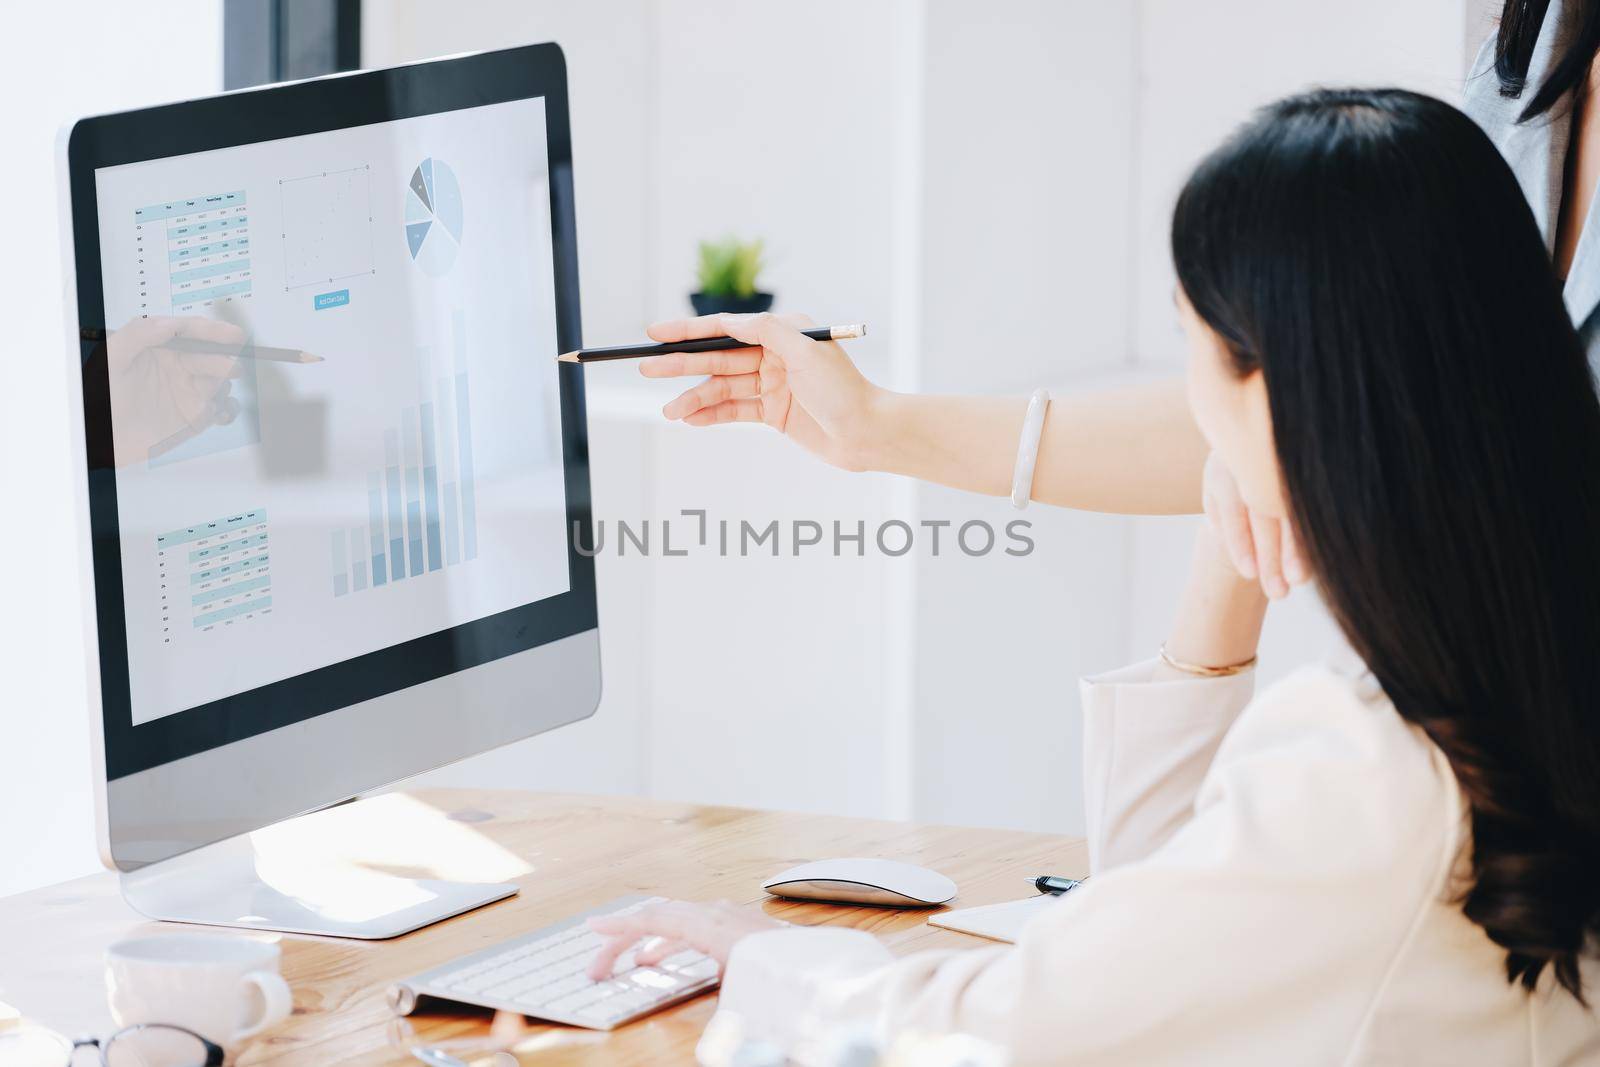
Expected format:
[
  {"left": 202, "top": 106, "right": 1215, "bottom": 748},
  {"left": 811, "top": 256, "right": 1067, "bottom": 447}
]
[
  {"left": 396, "top": 896, "right": 742, "bottom": 1031},
  {"left": 586, "top": 899, "right": 787, "bottom": 982}
]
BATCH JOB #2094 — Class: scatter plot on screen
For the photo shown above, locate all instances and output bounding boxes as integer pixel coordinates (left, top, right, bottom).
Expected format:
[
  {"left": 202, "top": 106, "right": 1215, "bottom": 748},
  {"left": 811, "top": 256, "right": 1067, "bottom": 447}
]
[{"left": 279, "top": 165, "right": 375, "bottom": 290}]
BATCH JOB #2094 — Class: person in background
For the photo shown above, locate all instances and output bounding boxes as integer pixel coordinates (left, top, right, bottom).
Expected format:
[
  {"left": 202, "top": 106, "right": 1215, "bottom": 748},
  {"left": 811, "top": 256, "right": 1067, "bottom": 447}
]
[{"left": 587, "top": 88, "right": 1600, "bottom": 1065}]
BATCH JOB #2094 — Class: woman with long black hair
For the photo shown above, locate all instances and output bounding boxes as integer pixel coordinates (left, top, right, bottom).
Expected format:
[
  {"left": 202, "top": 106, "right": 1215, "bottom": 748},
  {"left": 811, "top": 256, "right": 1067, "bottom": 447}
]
[{"left": 586, "top": 89, "right": 1600, "bottom": 1063}]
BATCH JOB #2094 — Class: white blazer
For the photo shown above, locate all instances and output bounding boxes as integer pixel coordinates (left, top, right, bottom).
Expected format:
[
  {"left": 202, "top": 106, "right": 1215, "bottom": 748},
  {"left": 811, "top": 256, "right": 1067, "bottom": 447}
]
[{"left": 705, "top": 660, "right": 1600, "bottom": 1065}]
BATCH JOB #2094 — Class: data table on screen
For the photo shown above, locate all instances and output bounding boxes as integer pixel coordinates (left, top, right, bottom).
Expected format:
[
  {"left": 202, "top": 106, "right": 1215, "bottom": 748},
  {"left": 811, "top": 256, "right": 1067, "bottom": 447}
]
[
  {"left": 156, "top": 509, "right": 273, "bottom": 640},
  {"left": 133, "top": 190, "right": 253, "bottom": 315}
]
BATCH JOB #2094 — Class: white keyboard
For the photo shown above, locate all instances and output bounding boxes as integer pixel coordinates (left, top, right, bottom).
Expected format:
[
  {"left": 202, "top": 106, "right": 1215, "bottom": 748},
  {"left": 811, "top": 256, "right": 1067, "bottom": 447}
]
[{"left": 387, "top": 895, "right": 720, "bottom": 1030}]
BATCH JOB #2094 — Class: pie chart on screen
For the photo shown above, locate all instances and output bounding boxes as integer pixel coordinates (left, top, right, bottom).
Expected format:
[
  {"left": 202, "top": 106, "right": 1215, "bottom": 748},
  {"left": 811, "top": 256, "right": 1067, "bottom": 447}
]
[{"left": 404, "top": 157, "right": 464, "bottom": 276}]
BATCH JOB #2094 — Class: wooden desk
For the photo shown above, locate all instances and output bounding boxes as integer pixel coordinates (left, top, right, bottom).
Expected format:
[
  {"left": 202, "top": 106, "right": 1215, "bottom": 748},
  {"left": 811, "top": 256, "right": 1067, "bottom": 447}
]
[{"left": 0, "top": 790, "right": 1085, "bottom": 1065}]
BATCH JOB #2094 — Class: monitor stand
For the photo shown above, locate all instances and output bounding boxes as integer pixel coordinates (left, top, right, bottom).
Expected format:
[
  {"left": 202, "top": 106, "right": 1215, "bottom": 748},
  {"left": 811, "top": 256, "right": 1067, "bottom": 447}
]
[{"left": 118, "top": 829, "right": 519, "bottom": 940}]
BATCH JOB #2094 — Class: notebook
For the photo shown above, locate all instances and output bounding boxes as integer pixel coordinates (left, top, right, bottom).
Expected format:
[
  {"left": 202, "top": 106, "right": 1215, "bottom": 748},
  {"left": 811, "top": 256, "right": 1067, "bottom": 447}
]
[{"left": 926, "top": 893, "right": 1059, "bottom": 943}]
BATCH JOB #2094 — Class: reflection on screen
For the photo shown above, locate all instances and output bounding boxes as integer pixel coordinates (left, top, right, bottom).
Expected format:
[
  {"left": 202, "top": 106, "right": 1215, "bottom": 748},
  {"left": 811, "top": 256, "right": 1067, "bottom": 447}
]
[{"left": 93, "top": 98, "right": 569, "bottom": 726}]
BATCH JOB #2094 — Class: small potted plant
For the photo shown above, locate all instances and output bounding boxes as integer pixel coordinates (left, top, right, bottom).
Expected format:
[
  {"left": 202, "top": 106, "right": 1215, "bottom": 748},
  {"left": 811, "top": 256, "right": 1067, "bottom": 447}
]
[{"left": 691, "top": 236, "right": 772, "bottom": 315}]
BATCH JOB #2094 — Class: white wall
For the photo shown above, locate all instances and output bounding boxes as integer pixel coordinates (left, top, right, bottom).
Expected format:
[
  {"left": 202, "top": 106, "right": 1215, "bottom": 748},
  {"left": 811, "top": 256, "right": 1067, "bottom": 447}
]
[
  {"left": 1133, "top": 0, "right": 1478, "bottom": 369},
  {"left": 0, "top": 2, "right": 224, "bottom": 899},
  {"left": 919, "top": 1, "right": 1140, "bottom": 391},
  {"left": 908, "top": 1, "right": 1141, "bottom": 832},
  {"left": 2, "top": 0, "right": 1496, "bottom": 899}
]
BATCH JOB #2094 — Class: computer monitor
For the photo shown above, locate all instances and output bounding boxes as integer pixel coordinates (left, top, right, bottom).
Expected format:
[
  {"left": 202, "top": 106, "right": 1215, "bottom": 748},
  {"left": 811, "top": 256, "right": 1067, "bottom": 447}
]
[{"left": 60, "top": 44, "right": 599, "bottom": 938}]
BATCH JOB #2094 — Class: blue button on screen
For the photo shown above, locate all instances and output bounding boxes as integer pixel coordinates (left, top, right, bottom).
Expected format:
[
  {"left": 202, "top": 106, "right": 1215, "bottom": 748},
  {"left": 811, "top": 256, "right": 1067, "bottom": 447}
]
[{"left": 314, "top": 289, "right": 350, "bottom": 311}]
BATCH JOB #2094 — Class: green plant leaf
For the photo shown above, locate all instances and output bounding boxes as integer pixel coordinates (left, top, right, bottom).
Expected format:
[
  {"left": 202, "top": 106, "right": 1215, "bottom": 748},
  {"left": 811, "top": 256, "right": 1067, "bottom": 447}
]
[{"left": 696, "top": 236, "right": 765, "bottom": 298}]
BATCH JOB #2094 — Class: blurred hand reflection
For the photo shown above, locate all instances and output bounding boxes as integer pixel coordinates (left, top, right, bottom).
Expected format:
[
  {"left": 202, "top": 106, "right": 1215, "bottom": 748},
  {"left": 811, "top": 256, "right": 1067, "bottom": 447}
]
[{"left": 106, "top": 315, "right": 247, "bottom": 466}]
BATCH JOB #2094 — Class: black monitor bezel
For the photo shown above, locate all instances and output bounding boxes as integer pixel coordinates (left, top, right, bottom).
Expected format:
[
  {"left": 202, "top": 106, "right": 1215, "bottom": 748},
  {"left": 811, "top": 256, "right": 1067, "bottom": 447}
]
[{"left": 66, "top": 43, "right": 596, "bottom": 781}]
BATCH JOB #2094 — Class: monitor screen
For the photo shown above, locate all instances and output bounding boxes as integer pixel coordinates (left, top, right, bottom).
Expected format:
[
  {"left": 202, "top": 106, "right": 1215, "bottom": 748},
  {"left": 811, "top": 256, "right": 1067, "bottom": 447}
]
[{"left": 87, "top": 96, "right": 573, "bottom": 737}]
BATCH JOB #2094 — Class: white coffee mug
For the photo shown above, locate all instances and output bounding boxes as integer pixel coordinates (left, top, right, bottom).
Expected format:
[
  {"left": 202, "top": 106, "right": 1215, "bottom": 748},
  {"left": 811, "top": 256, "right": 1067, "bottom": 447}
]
[{"left": 106, "top": 934, "right": 292, "bottom": 1053}]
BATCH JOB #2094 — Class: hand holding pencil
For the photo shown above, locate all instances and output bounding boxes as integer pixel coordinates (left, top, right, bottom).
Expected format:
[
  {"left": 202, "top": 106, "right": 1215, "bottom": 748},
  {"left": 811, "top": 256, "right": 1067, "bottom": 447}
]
[
  {"left": 622, "top": 311, "right": 883, "bottom": 471},
  {"left": 99, "top": 316, "right": 321, "bottom": 467}
]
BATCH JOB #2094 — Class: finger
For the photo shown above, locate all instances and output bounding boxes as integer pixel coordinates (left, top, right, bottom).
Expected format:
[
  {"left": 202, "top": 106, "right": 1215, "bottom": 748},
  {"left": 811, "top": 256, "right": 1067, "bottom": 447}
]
[
  {"left": 1281, "top": 520, "right": 1310, "bottom": 584},
  {"left": 638, "top": 351, "right": 763, "bottom": 379},
  {"left": 191, "top": 375, "right": 236, "bottom": 417},
  {"left": 105, "top": 317, "right": 183, "bottom": 371},
  {"left": 716, "top": 312, "right": 809, "bottom": 352},
  {"left": 174, "top": 351, "right": 245, "bottom": 380},
  {"left": 115, "top": 316, "right": 183, "bottom": 346},
  {"left": 1251, "top": 513, "right": 1288, "bottom": 599},
  {"left": 585, "top": 904, "right": 708, "bottom": 980},
  {"left": 1211, "top": 494, "right": 1258, "bottom": 580},
  {"left": 586, "top": 933, "right": 640, "bottom": 981},
  {"left": 645, "top": 312, "right": 816, "bottom": 344},
  {"left": 635, "top": 937, "right": 690, "bottom": 967},
  {"left": 663, "top": 374, "right": 760, "bottom": 420},
  {"left": 682, "top": 397, "right": 762, "bottom": 427},
  {"left": 173, "top": 317, "right": 249, "bottom": 346},
  {"left": 645, "top": 316, "right": 736, "bottom": 343},
  {"left": 170, "top": 377, "right": 230, "bottom": 431}
]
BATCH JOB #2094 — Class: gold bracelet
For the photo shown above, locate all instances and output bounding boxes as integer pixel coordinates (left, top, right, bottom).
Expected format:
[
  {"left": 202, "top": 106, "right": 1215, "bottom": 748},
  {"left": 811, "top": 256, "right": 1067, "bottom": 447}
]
[{"left": 1159, "top": 643, "right": 1258, "bottom": 678}]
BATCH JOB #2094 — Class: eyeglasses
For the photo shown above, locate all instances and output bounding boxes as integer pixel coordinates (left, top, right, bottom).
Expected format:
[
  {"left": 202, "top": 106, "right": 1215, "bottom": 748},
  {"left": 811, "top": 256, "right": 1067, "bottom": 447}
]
[{"left": 0, "top": 1022, "right": 223, "bottom": 1066}]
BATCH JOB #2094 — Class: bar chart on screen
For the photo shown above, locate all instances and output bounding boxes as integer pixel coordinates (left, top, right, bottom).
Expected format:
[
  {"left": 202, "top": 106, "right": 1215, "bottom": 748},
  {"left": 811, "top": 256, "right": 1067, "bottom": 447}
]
[{"left": 332, "top": 310, "right": 479, "bottom": 599}]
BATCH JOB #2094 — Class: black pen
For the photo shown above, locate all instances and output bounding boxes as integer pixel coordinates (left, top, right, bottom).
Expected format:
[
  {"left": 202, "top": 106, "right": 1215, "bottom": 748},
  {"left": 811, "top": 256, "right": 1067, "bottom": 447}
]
[
  {"left": 555, "top": 323, "right": 866, "bottom": 364},
  {"left": 1032, "top": 875, "right": 1087, "bottom": 896}
]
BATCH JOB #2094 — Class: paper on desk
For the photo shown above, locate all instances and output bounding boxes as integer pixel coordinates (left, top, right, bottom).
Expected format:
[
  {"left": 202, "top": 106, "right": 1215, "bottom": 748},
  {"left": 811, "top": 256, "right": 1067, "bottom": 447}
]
[{"left": 926, "top": 894, "right": 1059, "bottom": 944}]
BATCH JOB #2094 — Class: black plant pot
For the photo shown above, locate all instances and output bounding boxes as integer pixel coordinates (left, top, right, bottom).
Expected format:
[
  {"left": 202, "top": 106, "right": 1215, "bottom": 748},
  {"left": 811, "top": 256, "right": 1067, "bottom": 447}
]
[{"left": 690, "top": 291, "right": 774, "bottom": 316}]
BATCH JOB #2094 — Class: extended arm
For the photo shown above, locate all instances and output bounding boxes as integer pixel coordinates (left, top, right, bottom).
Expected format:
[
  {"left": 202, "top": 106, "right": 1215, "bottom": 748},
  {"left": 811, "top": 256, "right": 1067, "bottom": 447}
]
[
  {"left": 644, "top": 312, "right": 1205, "bottom": 513},
  {"left": 641, "top": 311, "right": 1298, "bottom": 590},
  {"left": 858, "top": 380, "right": 1206, "bottom": 513}
]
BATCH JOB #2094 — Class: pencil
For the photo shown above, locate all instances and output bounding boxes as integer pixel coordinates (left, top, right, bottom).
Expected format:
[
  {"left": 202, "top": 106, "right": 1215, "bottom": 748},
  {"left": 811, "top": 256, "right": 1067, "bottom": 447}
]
[
  {"left": 556, "top": 323, "right": 866, "bottom": 364},
  {"left": 160, "top": 338, "right": 324, "bottom": 364},
  {"left": 77, "top": 328, "right": 323, "bottom": 364}
]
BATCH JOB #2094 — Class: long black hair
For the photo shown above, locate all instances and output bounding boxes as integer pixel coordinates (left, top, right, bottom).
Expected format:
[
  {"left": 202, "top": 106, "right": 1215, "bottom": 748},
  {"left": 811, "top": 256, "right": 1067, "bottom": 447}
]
[
  {"left": 1496, "top": 0, "right": 1600, "bottom": 119},
  {"left": 1172, "top": 88, "right": 1600, "bottom": 999}
]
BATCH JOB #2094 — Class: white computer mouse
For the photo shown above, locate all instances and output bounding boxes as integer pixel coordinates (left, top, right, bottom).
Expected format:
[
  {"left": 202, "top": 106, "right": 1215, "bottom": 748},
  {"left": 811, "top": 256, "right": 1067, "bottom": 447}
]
[{"left": 762, "top": 858, "right": 957, "bottom": 908}]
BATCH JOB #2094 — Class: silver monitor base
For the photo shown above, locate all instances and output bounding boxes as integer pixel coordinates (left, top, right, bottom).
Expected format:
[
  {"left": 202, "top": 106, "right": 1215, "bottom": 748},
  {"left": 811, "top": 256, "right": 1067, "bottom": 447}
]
[{"left": 119, "top": 836, "right": 518, "bottom": 940}]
